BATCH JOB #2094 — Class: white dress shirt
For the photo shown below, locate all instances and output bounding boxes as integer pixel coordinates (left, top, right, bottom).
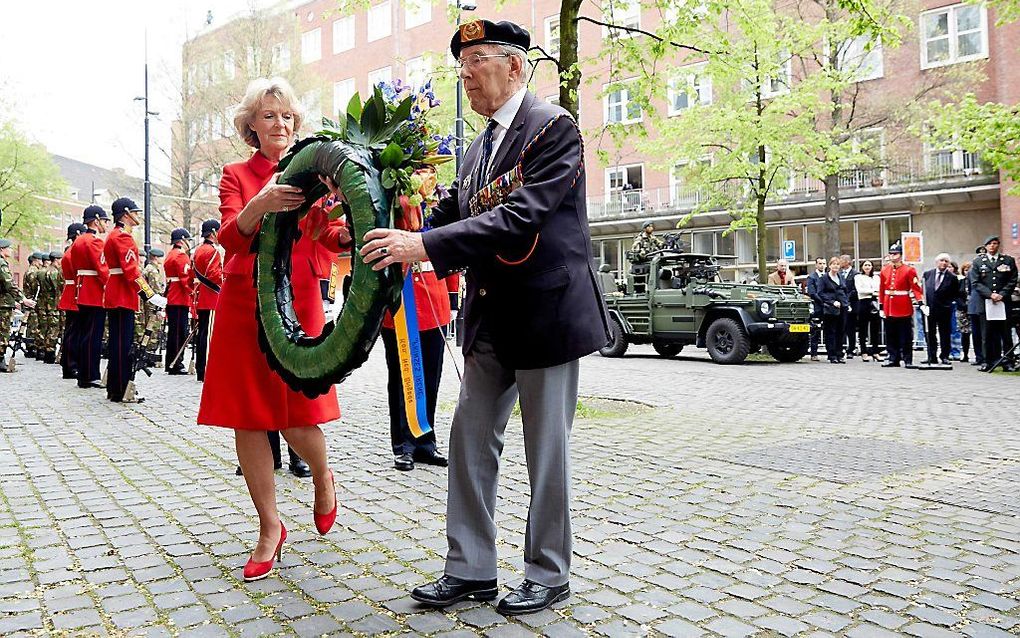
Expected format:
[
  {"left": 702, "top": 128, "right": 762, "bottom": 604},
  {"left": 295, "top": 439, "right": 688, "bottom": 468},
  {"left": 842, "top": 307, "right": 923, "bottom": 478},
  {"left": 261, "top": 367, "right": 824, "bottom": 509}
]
[{"left": 481, "top": 86, "right": 528, "bottom": 175}]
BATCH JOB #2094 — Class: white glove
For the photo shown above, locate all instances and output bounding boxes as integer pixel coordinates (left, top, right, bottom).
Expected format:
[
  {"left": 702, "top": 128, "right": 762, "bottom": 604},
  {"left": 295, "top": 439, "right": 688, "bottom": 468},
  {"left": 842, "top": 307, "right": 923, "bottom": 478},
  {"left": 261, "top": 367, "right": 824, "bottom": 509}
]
[
  {"left": 920, "top": 305, "right": 930, "bottom": 317},
  {"left": 450, "top": 309, "right": 458, "bottom": 321},
  {"left": 148, "top": 294, "right": 168, "bottom": 309},
  {"left": 879, "top": 310, "right": 886, "bottom": 319}
]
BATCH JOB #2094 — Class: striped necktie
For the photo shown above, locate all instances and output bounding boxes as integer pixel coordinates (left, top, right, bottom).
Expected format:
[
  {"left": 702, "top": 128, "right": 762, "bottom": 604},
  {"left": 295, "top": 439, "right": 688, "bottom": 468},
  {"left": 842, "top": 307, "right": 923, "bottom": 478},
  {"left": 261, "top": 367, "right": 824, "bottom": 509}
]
[{"left": 475, "top": 119, "right": 498, "bottom": 189}]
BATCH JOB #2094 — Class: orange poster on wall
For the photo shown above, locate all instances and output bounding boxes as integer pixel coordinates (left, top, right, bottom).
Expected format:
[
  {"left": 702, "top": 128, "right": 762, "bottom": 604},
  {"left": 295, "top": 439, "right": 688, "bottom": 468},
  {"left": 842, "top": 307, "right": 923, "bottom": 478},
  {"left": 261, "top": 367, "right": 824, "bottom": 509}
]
[{"left": 901, "top": 232, "right": 923, "bottom": 264}]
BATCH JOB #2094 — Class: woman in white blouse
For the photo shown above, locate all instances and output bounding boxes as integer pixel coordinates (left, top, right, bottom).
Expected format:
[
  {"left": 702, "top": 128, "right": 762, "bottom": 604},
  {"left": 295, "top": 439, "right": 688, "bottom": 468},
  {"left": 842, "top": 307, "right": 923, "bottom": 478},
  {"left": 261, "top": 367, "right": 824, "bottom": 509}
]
[{"left": 854, "top": 260, "right": 882, "bottom": 361}]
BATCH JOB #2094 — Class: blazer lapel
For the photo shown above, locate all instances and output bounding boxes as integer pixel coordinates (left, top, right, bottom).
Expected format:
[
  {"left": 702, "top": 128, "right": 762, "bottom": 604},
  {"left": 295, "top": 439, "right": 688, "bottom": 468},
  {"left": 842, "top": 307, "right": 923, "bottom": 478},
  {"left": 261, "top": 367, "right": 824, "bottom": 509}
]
[{"left": 484, "top": 92, "right": 534, "bottom": 187}]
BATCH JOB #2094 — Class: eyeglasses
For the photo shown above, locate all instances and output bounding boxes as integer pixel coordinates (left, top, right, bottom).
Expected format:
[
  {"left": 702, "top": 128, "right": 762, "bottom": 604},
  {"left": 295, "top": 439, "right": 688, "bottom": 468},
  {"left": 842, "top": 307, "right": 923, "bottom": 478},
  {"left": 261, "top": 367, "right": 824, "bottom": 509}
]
[{"left": 455, "top": 52, "right": 511, "bottom": 69}]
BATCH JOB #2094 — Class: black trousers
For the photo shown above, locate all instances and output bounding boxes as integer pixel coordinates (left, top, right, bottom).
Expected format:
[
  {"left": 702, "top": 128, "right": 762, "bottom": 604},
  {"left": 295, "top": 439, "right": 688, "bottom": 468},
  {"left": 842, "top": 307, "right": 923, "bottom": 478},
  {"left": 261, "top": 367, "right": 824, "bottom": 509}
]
[
  {"left": 196, "top": 309, "right": 212, "bottom": 381},
  {"left": 106, "top": 309, "right": 135, "bottom": 401},
  {"left": 843, "top": 309, "right": 857, "bottom": 354},
  {"left": 381, "top": 327, "right": 443, "bottom": 456},
  {"left": 981, "top": 311, "right": 1014, "bottom": 365},
  {"left": 926, "top": 309, "right": 952, "bottom": 362},
  {"left": 823, "top": 313, "right": 845, "bottom": 360},
  {"left": 857, "top": 310, "right": 881, "bottom": 356},
  {"left": 60, "top": 310, "right": 81, "bottom": 378},
  {"left": 76, "top": 305, "right": 106, "bottom": 387},
  {"left": 884, "top": 316, "right": 913, "bottom": 364},
  {"left": 165, "top": 306, "right": 189, "bottom": 372},
  {"left": 809, "top": 314, "right": 822, "bottom": 356}
]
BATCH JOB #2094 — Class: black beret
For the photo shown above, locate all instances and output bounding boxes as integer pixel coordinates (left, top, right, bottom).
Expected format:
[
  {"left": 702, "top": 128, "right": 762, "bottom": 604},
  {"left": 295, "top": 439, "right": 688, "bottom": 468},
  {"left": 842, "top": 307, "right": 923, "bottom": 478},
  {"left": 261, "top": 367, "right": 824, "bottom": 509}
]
[
  {"left": 111, "top": 197, "right": 142, "bottom": 219},
  {"left": 83, "top": 205, "right": 110, "bottom": 222},
  {"left": 451, "top": 19, "right": 530, "bottom": 59},
  {"left": 148, "top": 248, "right": 165, "bottom": 258},
  {"left": 201, "top": 219, "right": 221, "bottom": 237},
  {"left": 984, "top": 234, "right": 1000, "bottom": 245},
  {"left": 49, "top": 251, "right": 62, "bottom": 260}
]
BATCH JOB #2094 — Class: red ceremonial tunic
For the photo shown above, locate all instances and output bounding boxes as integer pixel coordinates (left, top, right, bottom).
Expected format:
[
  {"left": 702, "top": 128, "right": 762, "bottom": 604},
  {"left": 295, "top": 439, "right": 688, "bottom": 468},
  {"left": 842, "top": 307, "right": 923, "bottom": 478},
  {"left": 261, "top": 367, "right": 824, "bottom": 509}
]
[
  {"left": 58, "top": 248, "right": 79, "bottom": 311},
  {"left": 197, "top": 150, "right": 346, "bottom": 430},
  {"left": 102, "top": 226, "right": 142, "bottom": 311},
  {"left": 382, "top": 266, "right": 458, "bottom": 331},
  {"left": 164, "top": 248, "right": 193, "bottom": 307},
  {"left": 71, "top": 231, "right": 108, "bottom": 308},
  {"left": 879, "top": 262, "right": 923, "bottom": 318},
  {"left": 193, "top": 241, "right": 223, "bottom": 311}
]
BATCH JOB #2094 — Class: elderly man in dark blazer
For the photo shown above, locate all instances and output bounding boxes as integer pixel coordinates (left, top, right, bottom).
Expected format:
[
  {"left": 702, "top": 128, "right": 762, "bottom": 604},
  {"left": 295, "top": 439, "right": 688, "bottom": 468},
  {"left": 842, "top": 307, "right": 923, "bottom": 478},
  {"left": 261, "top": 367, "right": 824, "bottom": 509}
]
[
  {"left": 359, "top": 19, "right": 609, "bottom": 615},
  {"left": 922, "top": 252, "right": 961, "bottom": 365}
]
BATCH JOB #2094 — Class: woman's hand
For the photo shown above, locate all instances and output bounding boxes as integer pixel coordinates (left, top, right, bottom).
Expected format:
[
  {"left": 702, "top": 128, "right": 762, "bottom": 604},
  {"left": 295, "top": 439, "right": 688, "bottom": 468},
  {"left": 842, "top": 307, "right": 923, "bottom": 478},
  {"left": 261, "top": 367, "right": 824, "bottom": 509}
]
[
  {"left": 253, "top": 175, "right": 305, "bottom": 215},
  {"left": 318, "top": 175, "right": 347, "bottom": 204}
]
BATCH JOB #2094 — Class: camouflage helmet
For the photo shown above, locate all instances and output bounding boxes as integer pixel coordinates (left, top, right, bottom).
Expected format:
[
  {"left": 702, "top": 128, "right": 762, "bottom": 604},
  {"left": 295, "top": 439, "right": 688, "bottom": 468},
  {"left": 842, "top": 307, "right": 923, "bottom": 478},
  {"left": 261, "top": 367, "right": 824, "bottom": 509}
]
[{"left": 642, "top": 220, "right": 655, "bottom": 230}]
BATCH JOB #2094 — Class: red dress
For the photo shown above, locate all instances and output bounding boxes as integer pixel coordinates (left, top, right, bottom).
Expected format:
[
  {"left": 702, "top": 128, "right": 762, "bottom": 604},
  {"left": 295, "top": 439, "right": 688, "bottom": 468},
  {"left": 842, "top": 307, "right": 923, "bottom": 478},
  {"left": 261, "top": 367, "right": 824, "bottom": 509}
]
[{"left": 197, "top": 150, "right": 344, "bottom": 430}]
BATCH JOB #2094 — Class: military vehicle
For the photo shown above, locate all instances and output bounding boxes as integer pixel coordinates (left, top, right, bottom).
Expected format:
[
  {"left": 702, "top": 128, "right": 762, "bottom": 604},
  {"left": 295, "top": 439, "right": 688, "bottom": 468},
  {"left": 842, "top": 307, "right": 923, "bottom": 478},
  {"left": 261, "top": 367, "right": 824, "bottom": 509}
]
[{"left": 599, "top": 247, "right": 814, "bottom": 364}]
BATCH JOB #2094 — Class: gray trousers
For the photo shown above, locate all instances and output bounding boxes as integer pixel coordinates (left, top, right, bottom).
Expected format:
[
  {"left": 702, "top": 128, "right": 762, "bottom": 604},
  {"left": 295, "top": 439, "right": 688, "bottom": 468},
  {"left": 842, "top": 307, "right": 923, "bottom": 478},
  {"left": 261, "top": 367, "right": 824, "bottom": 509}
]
[{"left": 444, "top": 337, "right": 577, "bottom": 587}]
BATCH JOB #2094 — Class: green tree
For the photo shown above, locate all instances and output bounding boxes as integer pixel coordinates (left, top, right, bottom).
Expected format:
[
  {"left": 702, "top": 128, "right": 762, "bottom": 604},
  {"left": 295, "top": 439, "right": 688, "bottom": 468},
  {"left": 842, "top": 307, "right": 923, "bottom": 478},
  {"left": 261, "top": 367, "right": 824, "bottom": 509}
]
[{"left": 0, "top": 122, "right": 68, "bottom": 244}]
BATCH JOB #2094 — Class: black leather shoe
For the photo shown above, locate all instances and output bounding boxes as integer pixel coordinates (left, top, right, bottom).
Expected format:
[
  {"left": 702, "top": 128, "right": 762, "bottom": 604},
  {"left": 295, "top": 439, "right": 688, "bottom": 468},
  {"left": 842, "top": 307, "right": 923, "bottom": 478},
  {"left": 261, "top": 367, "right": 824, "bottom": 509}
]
[
  {"left": 394, "top": 454, "right": 414, "bottom": 471},
  {"left": 496, "top": 580, "right": 570, "bottom": 616},
  {"left": 235, "top": 465, "right": 243, "bottom": 476},
  {"left": 413, "top": 449, "right": 448, "bottom": 467},
  {"left": 940, "top": 359, "right": 951, "bottom": 365},
  {"left": 166, "top": 367, "right": 187, "bottom": 376},
  {"left": 289, "top": 458, "right": 312, "bottom": 478},
  {"left": 410, "top": 575, "right": 498, "bottom": 607},
  {"left": 881, "top": 361, "right": 900, "bottom": 368}
]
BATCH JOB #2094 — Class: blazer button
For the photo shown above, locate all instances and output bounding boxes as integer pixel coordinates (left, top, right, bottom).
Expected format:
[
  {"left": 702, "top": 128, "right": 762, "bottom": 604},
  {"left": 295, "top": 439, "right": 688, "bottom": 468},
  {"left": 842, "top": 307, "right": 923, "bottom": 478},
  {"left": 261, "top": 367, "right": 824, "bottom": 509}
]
[{"left": 479, "top": 288, "right": 487, "bottom": 297}]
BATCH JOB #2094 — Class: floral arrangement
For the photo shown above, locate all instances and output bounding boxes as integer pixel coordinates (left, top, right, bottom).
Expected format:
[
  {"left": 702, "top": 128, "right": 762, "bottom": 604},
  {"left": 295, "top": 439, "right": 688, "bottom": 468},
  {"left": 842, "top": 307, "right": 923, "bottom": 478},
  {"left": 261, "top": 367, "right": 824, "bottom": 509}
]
[{"left": 317, "top": 79, "right": 453, "bottom": 232}]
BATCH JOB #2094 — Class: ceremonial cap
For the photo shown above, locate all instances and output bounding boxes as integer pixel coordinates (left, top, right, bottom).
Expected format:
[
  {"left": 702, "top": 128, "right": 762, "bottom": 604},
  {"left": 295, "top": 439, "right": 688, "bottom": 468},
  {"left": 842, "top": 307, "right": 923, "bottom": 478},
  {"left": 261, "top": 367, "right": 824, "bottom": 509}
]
[
  {"left": 67, "top": 222, "right": 87, "bottom": 240},
  {"left": 201, "top": 219, "right": 221, "bottom": 237},
  {"left": 451, "top": 19, "right": 530, "bottom": 59},
  {"left": 83, "top": 205, "right": 110, "bottom": 222},
  {"left": 888, "top": 242, "right": 903, "bottom": 254},
  {"left": 170, "top": 228, "right": 192, "bottom": 243},
  {"left": 111, "top": 197, "right": 142, "bottom": 220}
]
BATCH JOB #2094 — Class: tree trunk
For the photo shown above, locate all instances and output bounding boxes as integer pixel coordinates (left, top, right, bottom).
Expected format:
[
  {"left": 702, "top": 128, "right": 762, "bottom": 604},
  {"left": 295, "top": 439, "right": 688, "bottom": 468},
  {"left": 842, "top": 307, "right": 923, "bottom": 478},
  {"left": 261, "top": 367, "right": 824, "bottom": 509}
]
[
  {"left": 823, "top": 173, "right": 840, "bottom": 258},
  {"left": 756, "top": 196, "right": 767, "bottom": 284},
  {"left": 559, "top": 0, "right": 582, "bottom": 121}
]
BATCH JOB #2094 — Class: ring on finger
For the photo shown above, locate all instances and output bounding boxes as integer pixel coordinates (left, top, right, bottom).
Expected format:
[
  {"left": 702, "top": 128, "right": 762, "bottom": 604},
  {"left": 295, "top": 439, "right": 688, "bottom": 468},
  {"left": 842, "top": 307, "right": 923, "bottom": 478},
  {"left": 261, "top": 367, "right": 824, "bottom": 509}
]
[{"left": 379, "top": 246, "right": 389, "bottom": 255}]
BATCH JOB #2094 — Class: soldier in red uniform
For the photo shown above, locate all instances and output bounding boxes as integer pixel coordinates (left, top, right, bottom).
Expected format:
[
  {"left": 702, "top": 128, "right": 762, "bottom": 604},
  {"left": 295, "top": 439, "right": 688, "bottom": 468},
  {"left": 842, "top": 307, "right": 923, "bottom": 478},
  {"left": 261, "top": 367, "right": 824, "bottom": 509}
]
[
  {"left": 879, "top": 243, "right": 923, "bottom": 368},
  {"left": 164, "top": 228, "right": 193, "bottom": 374},
  {"left": 192, "top": 219, "right": 223, "bottom": 382},
  {"left": 58, "top": 223, "right": 87, "bottom": 379},
  {"left": 71, "top": 205, "right": 110, "bottom": 388},
  {"left": 381, "top": 266, "right": 459, "bottom": 471},
  {"left": 103, "top": 198, "right": 167, "bottom": 402}
]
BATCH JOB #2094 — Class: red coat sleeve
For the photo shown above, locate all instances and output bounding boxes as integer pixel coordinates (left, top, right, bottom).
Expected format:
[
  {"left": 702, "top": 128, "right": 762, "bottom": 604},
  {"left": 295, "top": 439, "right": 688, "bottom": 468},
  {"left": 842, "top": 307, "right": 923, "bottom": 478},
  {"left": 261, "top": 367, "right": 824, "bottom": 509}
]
[
  {"left": 208, "top": 247, "right": 223, "bottom": 285},
  {"left": 119, "top": 233, "right": 143, "bottom": 291},
  {"left": 181, "top": 254, "right": 194, "bottom": 298},
  {"left": 94, "top": 237, "right": 110, "bottom": 286},
  {"left": 217, "top": 166, "right": 255, "bottom": 255}
]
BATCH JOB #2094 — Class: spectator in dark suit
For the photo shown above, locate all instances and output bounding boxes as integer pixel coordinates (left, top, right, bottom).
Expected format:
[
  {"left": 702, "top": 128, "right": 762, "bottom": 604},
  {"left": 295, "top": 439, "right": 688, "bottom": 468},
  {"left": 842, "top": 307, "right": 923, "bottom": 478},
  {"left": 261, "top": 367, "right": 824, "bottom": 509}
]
[
  {"left": 956, "top": 262, "right": 974, "bottom": 363},
  {"left": 922, "top": 253, "right": 961, "bottom": 364},
  {"left": 806, "top": 257, "right": 827, "bottom": 361},
  {"left": 818, "top": 257, "right": 849, "bottom": 363},
  {"left": 839, "top": 255, "right": 858, "bottom": 358}
]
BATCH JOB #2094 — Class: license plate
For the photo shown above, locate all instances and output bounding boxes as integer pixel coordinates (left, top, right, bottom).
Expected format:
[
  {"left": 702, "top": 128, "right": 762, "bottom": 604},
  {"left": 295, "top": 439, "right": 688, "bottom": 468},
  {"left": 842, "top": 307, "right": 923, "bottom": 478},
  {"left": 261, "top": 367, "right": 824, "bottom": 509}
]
[{"left": 789, "top": 323, "right": 810, "bottom": 333}]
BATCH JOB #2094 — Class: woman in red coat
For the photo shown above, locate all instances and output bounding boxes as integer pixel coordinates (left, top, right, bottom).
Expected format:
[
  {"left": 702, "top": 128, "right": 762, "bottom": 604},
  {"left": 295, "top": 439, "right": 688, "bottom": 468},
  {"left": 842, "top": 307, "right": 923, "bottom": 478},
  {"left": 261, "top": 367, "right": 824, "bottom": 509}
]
[{"left": 197, "top": 78, "right": 347, "bottom": 581}]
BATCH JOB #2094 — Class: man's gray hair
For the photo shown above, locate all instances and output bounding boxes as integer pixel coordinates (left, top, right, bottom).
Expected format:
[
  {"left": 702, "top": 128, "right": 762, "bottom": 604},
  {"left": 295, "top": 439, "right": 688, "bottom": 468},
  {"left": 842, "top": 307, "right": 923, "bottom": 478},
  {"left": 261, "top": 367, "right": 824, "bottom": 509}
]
[
  {"left": 495, "top": 44, "right": 530, "bottom": 85},
  {"left": 936, "top": 252, "right": 951, "bottom": 262}
]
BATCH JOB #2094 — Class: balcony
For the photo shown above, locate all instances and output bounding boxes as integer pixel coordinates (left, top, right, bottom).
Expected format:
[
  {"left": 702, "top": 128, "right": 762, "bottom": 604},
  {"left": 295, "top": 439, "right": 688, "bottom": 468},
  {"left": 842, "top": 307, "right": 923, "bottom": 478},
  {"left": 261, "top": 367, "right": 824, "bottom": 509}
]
[{"left": 587, "top": 157, "right": 999, "bottom": 224}]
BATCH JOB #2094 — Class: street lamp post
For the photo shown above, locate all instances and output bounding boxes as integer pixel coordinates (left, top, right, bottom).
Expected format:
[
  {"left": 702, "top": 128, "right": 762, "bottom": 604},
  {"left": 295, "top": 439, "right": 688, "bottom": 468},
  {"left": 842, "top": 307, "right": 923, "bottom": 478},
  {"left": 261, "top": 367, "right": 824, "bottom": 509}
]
[
  {"left": 135, "top": 63, "right": 158, "bottom": 256},
  {"left": 454, "top": 2, "right": 476, "bottom": 175}
]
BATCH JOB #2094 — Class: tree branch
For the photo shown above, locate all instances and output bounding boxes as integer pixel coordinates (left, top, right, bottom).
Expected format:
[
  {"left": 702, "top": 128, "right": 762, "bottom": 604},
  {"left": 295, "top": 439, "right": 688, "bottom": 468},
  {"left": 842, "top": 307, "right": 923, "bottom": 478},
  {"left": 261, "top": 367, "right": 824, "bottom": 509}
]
[{"left": 576, "top": 16, "right": 715, "bottom": 55}]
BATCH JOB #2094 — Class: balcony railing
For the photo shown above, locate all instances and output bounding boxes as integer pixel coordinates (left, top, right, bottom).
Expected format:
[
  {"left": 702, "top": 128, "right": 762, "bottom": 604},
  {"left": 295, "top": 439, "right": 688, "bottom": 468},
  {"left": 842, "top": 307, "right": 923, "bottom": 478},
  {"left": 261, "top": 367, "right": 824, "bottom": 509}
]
[{"left": 588, "top": 157, "right": 994, "bottom": 221}]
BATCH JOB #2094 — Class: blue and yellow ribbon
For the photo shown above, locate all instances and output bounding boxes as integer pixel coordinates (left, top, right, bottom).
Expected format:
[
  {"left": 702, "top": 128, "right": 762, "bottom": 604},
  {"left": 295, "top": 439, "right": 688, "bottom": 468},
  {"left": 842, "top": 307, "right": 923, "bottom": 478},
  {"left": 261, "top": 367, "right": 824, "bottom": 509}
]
[{"left": 393, "top": 269, "right": 432, "bottom": 437}]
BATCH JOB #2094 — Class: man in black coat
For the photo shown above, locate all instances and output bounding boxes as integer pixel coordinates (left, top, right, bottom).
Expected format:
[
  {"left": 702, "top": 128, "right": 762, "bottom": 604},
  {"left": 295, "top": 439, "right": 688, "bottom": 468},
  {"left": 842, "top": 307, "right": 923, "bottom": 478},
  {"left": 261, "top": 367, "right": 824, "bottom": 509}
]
[
  {"left": 356, "top": 19, "right": 609, "bottom": 615},
  {"left": 805, "top": 257, "right": 827, "bottom": 360},
  {"left": 970, "top": 235, "right": 1018, "bottom": 371},
  {"left": 922, "top": 252, "right": 961, "bottom": 365},
  {"left": 839, "top": 255, "right": 859, "bottom": 358}
]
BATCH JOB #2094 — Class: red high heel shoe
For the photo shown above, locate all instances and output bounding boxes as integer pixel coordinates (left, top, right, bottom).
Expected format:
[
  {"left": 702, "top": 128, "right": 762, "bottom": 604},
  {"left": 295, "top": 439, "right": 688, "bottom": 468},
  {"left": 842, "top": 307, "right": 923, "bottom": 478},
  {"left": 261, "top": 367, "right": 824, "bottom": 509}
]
[
  {"left": 243, "top": 521, "right": 286, "bottom": 582},
  {"left": 314, "top": 470, "right": 337, "bottom": 535}
]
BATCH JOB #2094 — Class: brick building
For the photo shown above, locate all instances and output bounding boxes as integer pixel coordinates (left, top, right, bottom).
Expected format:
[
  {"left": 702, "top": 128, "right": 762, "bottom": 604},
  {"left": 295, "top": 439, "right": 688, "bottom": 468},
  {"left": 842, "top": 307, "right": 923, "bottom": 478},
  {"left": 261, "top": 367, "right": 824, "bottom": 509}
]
[{"left": 179, "top": 0, "right": 1020, "bottom": 280}]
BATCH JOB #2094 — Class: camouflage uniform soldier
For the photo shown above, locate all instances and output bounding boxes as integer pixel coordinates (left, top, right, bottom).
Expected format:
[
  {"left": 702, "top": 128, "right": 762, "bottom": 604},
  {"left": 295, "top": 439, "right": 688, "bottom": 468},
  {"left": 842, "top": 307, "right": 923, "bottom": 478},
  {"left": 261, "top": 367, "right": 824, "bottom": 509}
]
[
  {"left": 23, "top": 252, "right": 43, "bottom": 357},
  {"left": 38, "top": 252, "right": 63, "bottom": 363},
  {"left": 136, "top": 248, "right": 166, "bottom": 355},
  {"left": 1, "top": 239, "right": 36, "bottom": 372},
  {"left": 629, "top": 220, "right": 665, "bottom": 263}
]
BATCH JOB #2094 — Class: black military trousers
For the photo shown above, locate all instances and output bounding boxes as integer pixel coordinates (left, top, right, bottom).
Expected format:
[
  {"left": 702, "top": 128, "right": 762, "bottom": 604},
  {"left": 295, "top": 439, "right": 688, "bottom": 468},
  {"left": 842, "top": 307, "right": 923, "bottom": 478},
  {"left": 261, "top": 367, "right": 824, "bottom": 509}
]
[
  {"left": 381, "top": 327, "right": 442, "bottom": 456},
  {"left": 926, "top": 309, "right": 952, "bottom": 362},
  {"left": 196, "top": 309, "right": 212, "bottom": 382},
  {"left": 165, "top": 305, "right": 189, "bottom": 372},
  {"left": 76, "top": 305, "right": 106, "bottom": 387},
  {"left": 106, "top": 309, "right": 135, "bottom": 401},
  {"left": 980, "top": 307, "right": 1014, "bottom": 366},
  {"left": 60, "top": 310, "right": 81, "bottom": 378},
  {"left": 884, "top": 316, "right": 913, "bottom": 365}
]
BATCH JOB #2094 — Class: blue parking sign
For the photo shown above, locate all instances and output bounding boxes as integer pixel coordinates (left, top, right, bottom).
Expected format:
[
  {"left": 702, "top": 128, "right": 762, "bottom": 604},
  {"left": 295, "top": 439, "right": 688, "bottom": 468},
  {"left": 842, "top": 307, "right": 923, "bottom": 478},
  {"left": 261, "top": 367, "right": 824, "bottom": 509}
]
[{"left": 782, "top": 240, "right": 796, "bottom": 261}]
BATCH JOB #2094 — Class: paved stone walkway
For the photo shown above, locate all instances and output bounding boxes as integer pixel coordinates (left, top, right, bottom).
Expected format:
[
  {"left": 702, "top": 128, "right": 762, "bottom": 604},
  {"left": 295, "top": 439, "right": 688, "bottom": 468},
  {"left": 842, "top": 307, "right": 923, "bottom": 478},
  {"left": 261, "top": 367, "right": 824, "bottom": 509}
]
[{"left": 1, "top": 344, "right": 1018, "bottom": 637}]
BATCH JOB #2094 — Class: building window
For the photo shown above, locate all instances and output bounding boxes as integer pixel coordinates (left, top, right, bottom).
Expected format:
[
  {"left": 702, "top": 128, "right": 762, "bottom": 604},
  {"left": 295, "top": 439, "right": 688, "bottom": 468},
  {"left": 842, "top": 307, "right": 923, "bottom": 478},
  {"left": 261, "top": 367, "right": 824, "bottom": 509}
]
[
  {"left": 333, "top": 78, "right": 356, "bottom": 115},
  {"left": 668, "top": 63, "right": 711, "bottom": 114},
  {"left": 302, "top": 90, "right": 322, "bottom": 129},
  {"left": 368, "top": 66, "right": 392, "bottom": 88},
  {"left": 923, "top": 143, "right": 981, "bottom": 176},
  {"left": 223, "top": 51, "right": 236, "bottom": 80},
  {"left": 837, "top": 36, "right": 883, "bottom": 82},
  {"left": 405, "top": 56, "right": 430, "bottom": 88},
  {"left": 604, "top": 82, "right": 642, "bottom": 124},
  {"left": 606, "top": 164, "right": 644, "bottom": 212},
  {"left": 762, "top": 52, "right": 792, "bottom": 98},
  {"left": 405, "top": 0, "right": 431, "bottom": 29},
  {"left": 301, "top": 28, "right": 322, "bottom": 64},
  {"left": 271, "top": 43, "right": 290, "bottom": 72},
  {"left": 544, "top": 16, "right": 561, "bottom": 58},
  {"left": 603, "top": 1, "right": 641, "bottom": 38},
  {"left": 921, "top": 4, "right": 988, "bottom": 68},
  {"left": 670, "top": 161, "right": 707, "bottom": 207},
  {"left": 368, "top": 2, "right": 392, "bottom": 42},
  {"left": 246, "top": 46, "right": 261, "bottom": 74},
  {"left": 333, "top": 16, "right": 355, "bottom": 54}
]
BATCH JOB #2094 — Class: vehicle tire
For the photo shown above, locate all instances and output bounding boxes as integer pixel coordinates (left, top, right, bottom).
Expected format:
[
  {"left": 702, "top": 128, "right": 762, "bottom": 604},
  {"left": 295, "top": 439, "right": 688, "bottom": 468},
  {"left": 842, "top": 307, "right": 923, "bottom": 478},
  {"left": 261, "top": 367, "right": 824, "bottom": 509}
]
[
  {"left": 767, "top": 339, "right": 810, "bottom": 363},
  {"left": 705, "top": 317, "right": 751, "bottom": 364},
  {"left": 599, "top": 315, "right": 629, "bottom": 358},
  {"left": 652, "top": 341, "right": 683, "bottom": 358}
]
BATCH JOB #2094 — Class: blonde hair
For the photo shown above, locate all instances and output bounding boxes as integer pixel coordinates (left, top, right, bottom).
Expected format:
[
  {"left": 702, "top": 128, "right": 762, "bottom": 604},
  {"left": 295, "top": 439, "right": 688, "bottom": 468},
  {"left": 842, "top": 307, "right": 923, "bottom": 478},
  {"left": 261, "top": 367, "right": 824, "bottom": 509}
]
[{"left": 233, "top": 77, "right": 303, "bottom": 149}]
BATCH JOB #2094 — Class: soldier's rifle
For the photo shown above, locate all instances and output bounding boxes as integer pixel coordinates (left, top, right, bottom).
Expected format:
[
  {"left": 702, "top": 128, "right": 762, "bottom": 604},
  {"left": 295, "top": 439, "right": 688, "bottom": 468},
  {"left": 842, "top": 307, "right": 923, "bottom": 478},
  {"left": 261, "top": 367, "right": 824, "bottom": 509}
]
[
  {"left": 168, "top": 318, "right": 199, "bottom": 372},
  {"left": 7, "top": 286, "right": 40, "bottom": 361}
]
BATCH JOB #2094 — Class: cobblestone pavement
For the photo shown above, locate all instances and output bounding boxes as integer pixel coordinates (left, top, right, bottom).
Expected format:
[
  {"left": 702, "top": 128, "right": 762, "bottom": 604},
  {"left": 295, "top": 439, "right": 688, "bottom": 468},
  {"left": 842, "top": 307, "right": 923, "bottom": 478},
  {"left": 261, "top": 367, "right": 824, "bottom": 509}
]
[{"left": 1, "top": 344, "right": 1018, "bottom": 637}]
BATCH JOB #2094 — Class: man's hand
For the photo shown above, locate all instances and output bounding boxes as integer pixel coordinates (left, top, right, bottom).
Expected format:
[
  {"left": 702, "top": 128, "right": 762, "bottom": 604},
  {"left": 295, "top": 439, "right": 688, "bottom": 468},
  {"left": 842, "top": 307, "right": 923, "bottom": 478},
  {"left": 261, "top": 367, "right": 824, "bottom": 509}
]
[
  {"left": 921, "top": 304, "right": 930, "bottom": 317},
  {"left": 21, "top": 299, "right": 36, "bottom": 309},
  {"left": 148, "top": 294, "right": 168, "bottom": 309},
  {"left": 360, "top": 229, "right": 428, "bottom": 271},
  {"left": 991, "top": 292, "right": 1003, "bottom": 302}
]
